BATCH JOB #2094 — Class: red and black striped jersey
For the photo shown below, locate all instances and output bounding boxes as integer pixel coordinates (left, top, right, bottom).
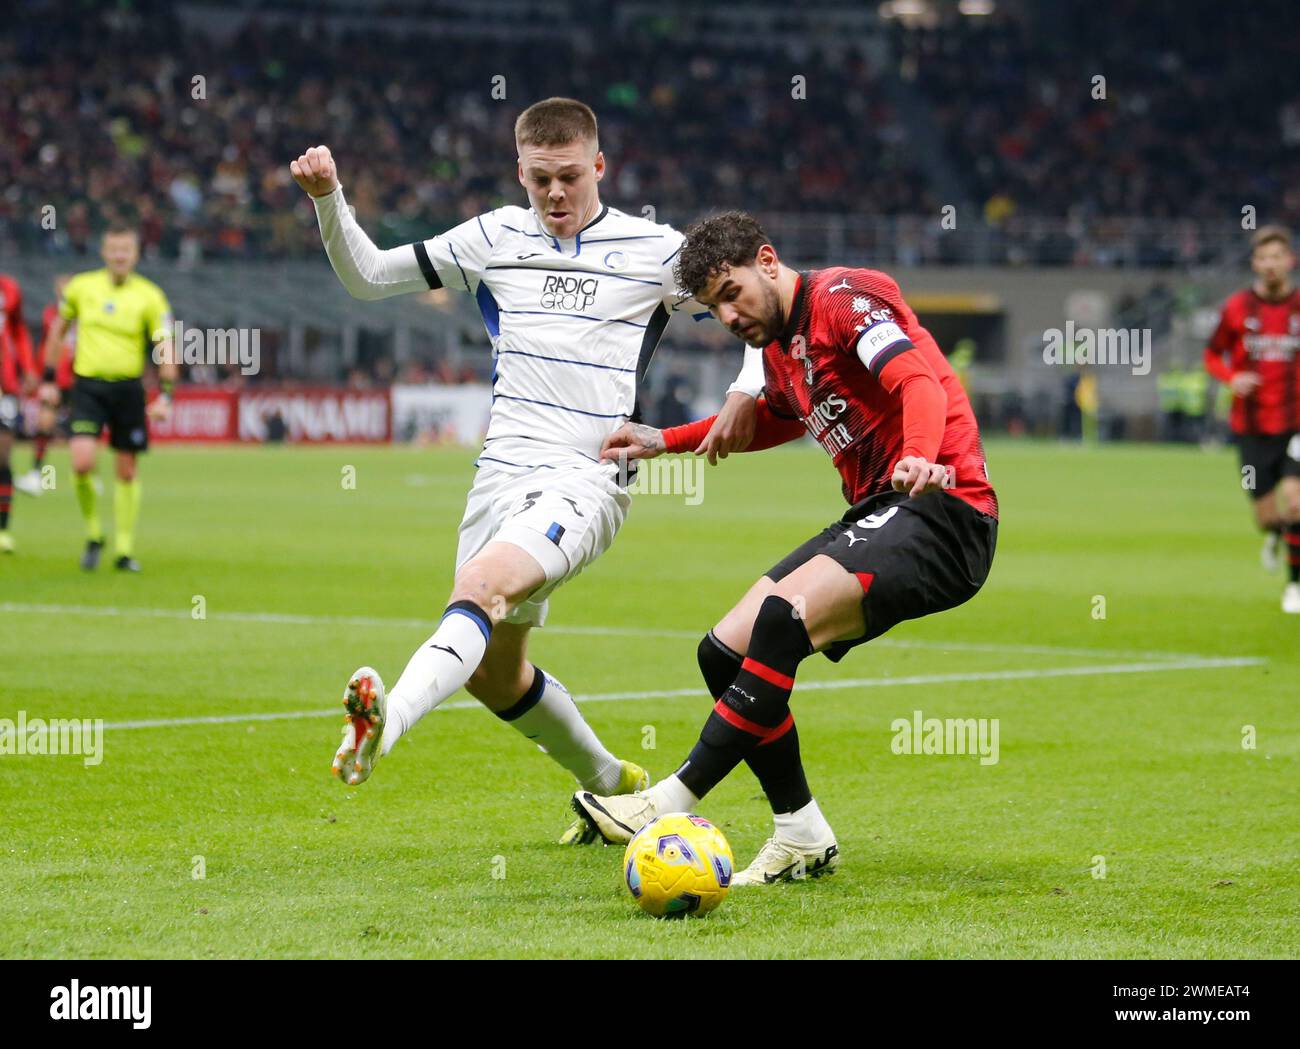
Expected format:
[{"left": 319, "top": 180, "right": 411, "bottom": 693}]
[
  {"left": 761, "top": 267, "right": 997, "bottom": 518},
  {"left": 0, "top": 274, "right": 35, "bottom": 395},
  {"left": 1204, "top": 287, "right": 1300, "bottom": 435}
]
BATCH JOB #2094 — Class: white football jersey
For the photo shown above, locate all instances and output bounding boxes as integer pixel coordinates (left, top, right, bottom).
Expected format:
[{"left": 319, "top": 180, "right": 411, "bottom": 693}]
[
  {"left": 314, "top": 187, "right": 765, "bottom": 472},
  {"left": 414, "top": 204, "right": 711, "bottom": 470},
  {"left": 314, "top": 188, "right": 759, "bottom": 475}
]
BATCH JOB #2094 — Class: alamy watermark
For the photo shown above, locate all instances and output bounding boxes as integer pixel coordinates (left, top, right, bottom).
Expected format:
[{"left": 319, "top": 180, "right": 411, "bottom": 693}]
[
  {"left": 615, "top": 456, "right": 705, "bottom": 505},
  {"left": 890, "top": 709, "right": 999, "bottom": 765},
  {"left": 1043, "top": 322, "right": 1150, "bottom": 376},
  {"left": 0, "top": 710, "right": 103, "bottom": 766},
  {"left": 153, "top": 320, "right": 260, "bottom": 375},
  {"left": 50, "top": 981, "right": 150, "bottom": 1029}
]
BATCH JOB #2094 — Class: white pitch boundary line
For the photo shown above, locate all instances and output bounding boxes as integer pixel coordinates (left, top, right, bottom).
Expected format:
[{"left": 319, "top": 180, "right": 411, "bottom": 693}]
[
  {"left": 95, "top": 656, "right": 1265, "bottom": 732},
  {"left": 0, "top": 601, "right": 1236, "bottom": 663}
]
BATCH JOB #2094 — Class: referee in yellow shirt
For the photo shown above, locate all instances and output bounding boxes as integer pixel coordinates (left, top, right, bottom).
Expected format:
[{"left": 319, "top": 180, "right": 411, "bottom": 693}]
[{"left": 42, "top": 226, "right": 177, "bottom": 571}]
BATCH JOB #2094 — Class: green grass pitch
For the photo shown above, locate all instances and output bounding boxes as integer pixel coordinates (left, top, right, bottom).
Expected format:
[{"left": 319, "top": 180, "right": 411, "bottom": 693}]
[{"left": 0, "top": 438, "right": 1295, "bottom": 958}]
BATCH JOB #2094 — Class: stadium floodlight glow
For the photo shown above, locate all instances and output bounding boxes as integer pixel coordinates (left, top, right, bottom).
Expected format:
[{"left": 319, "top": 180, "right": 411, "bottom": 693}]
[
  {"left": 878, "top": 0, "right": 932, "bottom": 21},
  {"left": 958, "top": 0, "right": 996, "bottom": 15}
]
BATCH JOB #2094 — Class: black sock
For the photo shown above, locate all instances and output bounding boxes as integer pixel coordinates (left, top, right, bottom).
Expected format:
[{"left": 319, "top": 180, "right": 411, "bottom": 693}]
[
  {"left": 1287, "top": 524, "right": 1300, "bottom": 584},
  {"left": 697, "top": 631, "right": 811, "bottom": 814},
  {"left": 677, "top": 597, "right": 811, "bottom": 800},
  {"left": 0, "top": 464, "right": 11, "bottom": 529}
]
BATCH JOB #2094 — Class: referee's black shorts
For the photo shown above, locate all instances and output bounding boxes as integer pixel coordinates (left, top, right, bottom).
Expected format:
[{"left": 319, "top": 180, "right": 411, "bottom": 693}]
[
  {"left": 69, "top": 376, "right": 149, "bottom": 452},
  {"left": 765, "top": 489, "right": 998, "bottom": 663}
]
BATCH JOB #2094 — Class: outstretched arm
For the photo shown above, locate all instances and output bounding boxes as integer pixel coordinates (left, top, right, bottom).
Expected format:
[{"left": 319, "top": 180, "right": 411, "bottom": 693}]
[
  {"left": 291, "top": 145, "right": 433, "bottom": 301},
  {"left": 692, "top": 345, "right": 764, "bottom": 463},
  {"left": 600, "top": 398, "right": 804, "bottom": 465}
]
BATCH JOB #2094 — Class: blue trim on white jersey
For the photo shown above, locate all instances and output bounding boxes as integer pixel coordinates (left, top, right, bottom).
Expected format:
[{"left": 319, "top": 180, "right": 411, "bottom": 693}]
[
  {"left": 448, "top": 241, "right": 472, "bottom": 291},
  {"left": 636, "top": 303, "right": 672, "bottom": 382},
  {"left": 476, "top": 455, "right": 558, "bottom": 471},
  {"left": 582, "top": 235, "right": 666, "bottom": 244},
  {"left": 483, "top": 434, "right": 601, "bottom": 463},
  {"left": 493, "top": 393, "right": 626, "bottom": 419},
  {"left": 484, "top": 264, "right": 661, "bottom": 287},
  {"left": 475, "top": 215, "right": 493, "bottom": 247},
  {"left": 476, "top": 283, "right": 500, "bottom": 338},
  {"left": 499, "top": 309, "right": 647, "bottom": 329},
  {"left": 497, "top": 349, "right": 637, "bottom": 373}
]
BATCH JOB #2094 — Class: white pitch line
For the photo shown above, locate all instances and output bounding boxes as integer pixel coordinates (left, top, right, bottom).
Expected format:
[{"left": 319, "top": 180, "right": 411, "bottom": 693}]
[
  {"left": 0, "top": 601, "right": 1235, "bottom": 663},
  {"left": 95, "top": 656, "right": 1264, "bottom": 732}
]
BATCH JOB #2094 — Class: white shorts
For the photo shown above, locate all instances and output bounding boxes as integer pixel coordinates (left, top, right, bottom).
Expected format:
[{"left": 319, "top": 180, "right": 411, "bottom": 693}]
[{"left": 454, "top": 461, "right": 631, "bottom": 626}]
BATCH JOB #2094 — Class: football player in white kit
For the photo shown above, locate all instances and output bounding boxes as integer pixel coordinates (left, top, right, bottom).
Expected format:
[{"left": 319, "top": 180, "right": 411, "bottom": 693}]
[{"left": 290, "top": 98, "right": 763, "bottom": 841}]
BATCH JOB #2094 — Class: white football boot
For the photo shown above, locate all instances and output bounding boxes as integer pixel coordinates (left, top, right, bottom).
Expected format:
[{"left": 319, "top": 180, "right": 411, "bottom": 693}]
[
  {"left": 570, "top": 788, "right": 660, "bottom": 845},
  {"left": 1282, "top": 583, "right": 1300, "bottom": 614},
  {"left": 14, "top": 469, "right": 43, "bottom": 497},
  {"left": 559, "top": 760, "right": 651, "bottom": 844},
  {"left": 731, "top": 836, "right": 840, "bottom": 886},
  {"left": 331, "top": 666, "right": 386, "bottom": 786}
]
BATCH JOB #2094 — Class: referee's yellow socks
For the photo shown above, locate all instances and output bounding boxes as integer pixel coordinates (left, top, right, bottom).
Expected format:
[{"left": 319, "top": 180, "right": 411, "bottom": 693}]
[
  {"left": 114, "top": 478, "right": 141, "bottom": 558},
  {"left": 74, "top": 472, "right": 103, "bottom": 542}
]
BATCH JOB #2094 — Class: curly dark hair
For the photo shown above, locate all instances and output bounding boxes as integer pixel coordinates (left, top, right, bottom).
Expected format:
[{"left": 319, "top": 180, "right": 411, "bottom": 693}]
[{"left": 674, "top": 211, "right": 770, "bottom": 297}]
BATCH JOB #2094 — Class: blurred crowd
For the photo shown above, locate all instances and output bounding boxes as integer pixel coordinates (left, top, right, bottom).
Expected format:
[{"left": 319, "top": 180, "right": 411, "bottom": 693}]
[
  {"left": 896, "top": 1, "right": 1300, "bottom": 239},
  {"left": 2, "top": 1, "right": 1295, "bottom": 266},
  {"left": 1, "top": 6, "right": 927, "bottom": 261}
]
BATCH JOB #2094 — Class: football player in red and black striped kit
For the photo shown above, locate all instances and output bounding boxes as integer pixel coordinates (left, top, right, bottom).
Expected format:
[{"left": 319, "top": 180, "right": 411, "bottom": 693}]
[
  {"left": 573, "top": 212, "right": 998, "bottom": 885},
  {"left": 0, "top": 272, "right": 36, "bottom": 553},
  {"left": 1203, "top": 226, "right": 1300, "bottom": 613}
]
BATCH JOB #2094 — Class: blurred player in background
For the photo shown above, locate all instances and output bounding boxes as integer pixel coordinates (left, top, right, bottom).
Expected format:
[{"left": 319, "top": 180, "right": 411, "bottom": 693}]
[
  {"left": 1203, "top": 226, "right": 1300, "bottom": 613},
  {"left": 0, "top": 272, "right": 36, "bottom": 552},
  {"left": 574, "top": 213, "right": 998, "bottom": 884},
  {"left": 290, "top": 97, "right": 762, "bottom": 841},
  {"left": 41, "top": 228, "right": 176, "bottom": 572},
  {"left": 14, "top": 274, "right": 77, "bottom": 497}
]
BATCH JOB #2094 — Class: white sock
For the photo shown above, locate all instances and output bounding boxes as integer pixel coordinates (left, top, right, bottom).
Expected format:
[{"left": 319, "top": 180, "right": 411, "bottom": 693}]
[
  {"left": 500, "top": 668, "right": 621, "bottom": 791},
  {"left": 773, "top": 798, "right": 834, "bottom": 847},
  {"left": 644, "top": 774, "right": 699, "bottom": 814},
  {"left": 383, "top": 605, "right": 491, "bottom": 754}
]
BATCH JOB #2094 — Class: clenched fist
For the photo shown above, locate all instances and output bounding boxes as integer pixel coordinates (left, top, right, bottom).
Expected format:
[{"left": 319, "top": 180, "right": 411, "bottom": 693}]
[{"left": 290, "top": 145, "right": 340, "bottom": 198}]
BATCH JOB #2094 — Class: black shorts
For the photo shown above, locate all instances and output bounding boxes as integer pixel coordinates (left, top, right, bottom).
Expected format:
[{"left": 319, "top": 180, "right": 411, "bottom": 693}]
[
  {"left": 1237, "top": 432, "right": 1300, "bottom": 500},
  {"left": 69, "top": 377, "right": 148, "bottom": 452},
  {"left": 765, "top": 490, "right": 998, "bottom": 662}
]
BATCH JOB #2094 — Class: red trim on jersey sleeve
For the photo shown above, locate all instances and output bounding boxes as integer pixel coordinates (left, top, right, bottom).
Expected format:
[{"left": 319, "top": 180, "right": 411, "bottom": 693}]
[
  {"left": 661, "top": 415, "right": 714, "bottom": 453},
  {"left": 876, "top": 349, "right": 947, "bottom": 462},
  {"left": 661, "top": 397, "right": 805, "bottom": 454}
]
